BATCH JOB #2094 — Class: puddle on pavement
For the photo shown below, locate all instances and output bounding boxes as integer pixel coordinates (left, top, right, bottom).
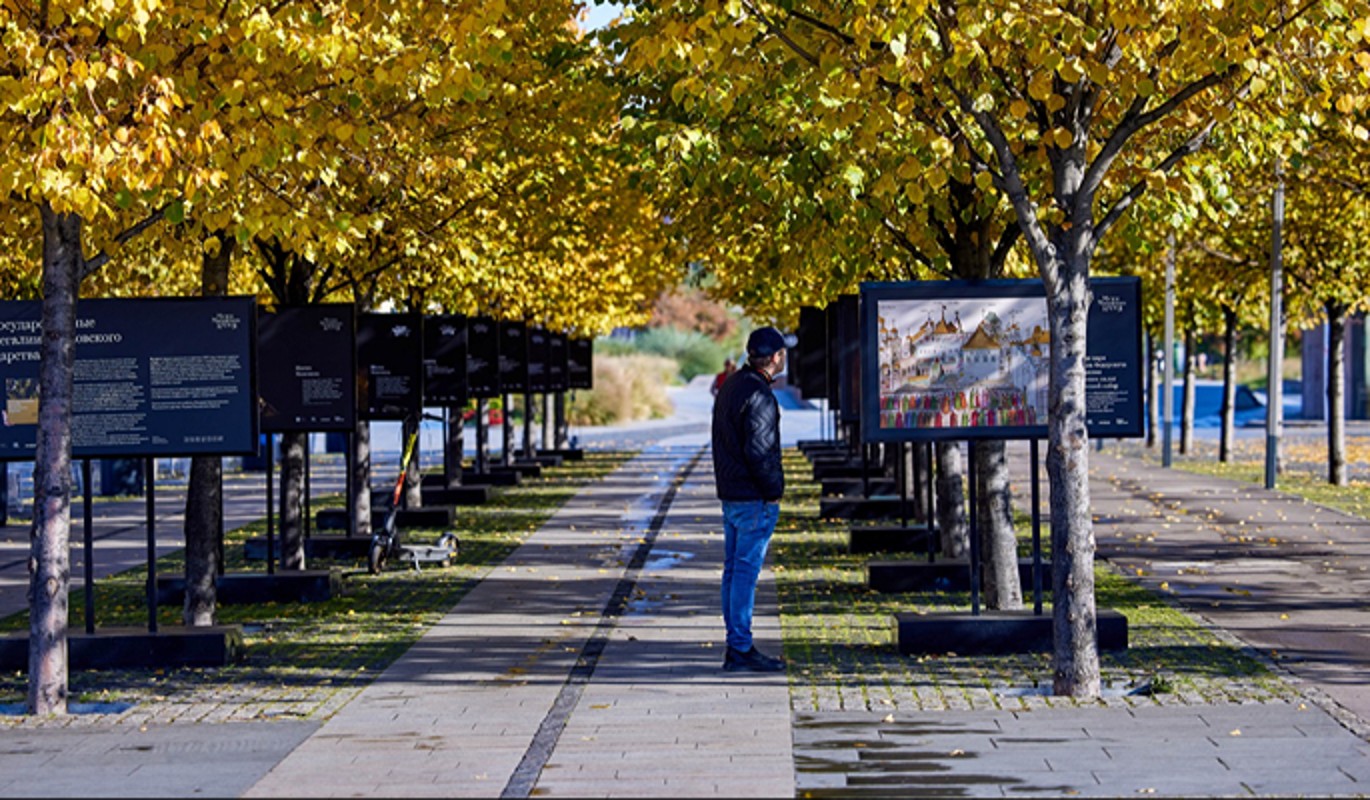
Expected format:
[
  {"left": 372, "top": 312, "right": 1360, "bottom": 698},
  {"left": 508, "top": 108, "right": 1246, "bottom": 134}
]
[{"left": 643, "top": 549, "right": 694, "bottom": 572}]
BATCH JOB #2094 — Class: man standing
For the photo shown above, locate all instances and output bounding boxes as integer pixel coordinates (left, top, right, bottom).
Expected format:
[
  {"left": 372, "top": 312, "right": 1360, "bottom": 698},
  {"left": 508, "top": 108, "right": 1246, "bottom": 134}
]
[{"left": 711, "top": 326, "right": 793, "bottom": 672}]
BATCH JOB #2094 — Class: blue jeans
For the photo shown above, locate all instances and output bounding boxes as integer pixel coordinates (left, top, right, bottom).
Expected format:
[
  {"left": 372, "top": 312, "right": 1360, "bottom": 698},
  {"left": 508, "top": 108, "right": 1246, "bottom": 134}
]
[{"left": 720, "top": 500, "right": 780, "bottom": 652}]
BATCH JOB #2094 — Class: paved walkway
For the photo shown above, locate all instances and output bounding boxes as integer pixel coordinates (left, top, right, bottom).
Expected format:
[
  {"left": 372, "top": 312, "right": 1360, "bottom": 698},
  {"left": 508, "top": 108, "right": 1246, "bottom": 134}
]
[{"left": 4, "top": 417, "right": 1370, "bottom": 795}]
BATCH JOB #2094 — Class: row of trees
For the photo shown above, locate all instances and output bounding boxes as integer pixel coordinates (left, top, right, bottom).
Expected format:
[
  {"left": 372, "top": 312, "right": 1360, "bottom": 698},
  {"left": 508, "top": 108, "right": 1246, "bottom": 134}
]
[
  {"left": 5, "top": 0, "right": 1367, "bottom": 713},
  {"left": 604, "top": 0, "right": 1368, "bottom": 698},
  {"left": 1, "top": 1, "right": 681, "bottom": 715}
]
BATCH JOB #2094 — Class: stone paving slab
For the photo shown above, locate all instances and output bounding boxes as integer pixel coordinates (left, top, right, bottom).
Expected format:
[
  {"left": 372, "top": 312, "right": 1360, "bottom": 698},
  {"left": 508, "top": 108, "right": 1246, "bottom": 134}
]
[
  {"left": 0, "top": 720, "right": 317, "bottom": 798},
  {"left": 794, "top": 701, "right": 1370, "bottom": 797},
  {"left": 244, "top": 445, "right": 794, "bottom": 799}
]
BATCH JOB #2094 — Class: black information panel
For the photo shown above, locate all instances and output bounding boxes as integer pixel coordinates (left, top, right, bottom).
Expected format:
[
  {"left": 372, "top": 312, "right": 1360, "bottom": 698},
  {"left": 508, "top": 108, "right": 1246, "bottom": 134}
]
[
  {"left": 824, "top": 302, "right": 841, "bottom": 414},
  {"left": 836, "top": 294, "right": 862, "bottom": 425},
  {"left": 859, "top": 277, "right": 1144, "bottom": 442},
  {"left": 0, "top": 297, "right": 257, "bottom": 458},
  {"left": 498, "top": 321, "right": 528, "bottom": 395},
  {"left": 796, "top": 305, "right": 828, "bottom": 400},
  {"left": 526, "top": 327, "right": 548, "bottom": 394},
  {"left": 466, "top": 315, "right": 500, "bottom": 399},
  {"left": 547, "top": 333, "right": 568, "bottom": 392},
  {"left": 567, "top": 338, "right": 593, "bottom": 390},
  {"left": 358, "top": 312, "right": 423, "bottom": 420},
  {"left": 258, "top": 304, "right": 356, "bottom": 432},
  {"left": 1083, "top": 278, "right": 1146, "bottom": 438},
  {"left": 424, "top": 314, "right": 468, "bottom": 407}
]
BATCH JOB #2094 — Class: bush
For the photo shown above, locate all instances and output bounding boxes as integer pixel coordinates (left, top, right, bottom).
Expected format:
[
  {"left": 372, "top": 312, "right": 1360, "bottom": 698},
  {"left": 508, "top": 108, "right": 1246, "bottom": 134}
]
[
  {"left": 632, "top": 326, "right": 730, "bottom": 382},
  {"left": 567, "top": 354, "right": 676, "bottom": 425}
]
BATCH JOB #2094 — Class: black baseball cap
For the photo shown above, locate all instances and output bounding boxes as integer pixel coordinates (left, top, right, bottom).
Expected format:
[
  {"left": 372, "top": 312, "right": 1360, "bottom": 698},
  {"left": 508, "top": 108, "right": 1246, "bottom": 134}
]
[{"left": 747, "top": 326, "right": 798, "bottom": 357}]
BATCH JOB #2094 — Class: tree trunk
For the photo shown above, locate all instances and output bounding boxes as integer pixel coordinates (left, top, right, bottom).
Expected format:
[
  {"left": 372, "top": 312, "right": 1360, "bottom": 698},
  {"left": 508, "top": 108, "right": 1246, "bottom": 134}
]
[
  {"left": 352, "top": 418, "right": 372, "bottom": 538},
  {"left": 182, "top": 456, "right": 221, "bottom": 626},
  {"left": 1046, "top": 263, "right": 1099, "bottom": 699},
  {"left": 443, "top": 406, "right": 464, "bottom": 488},
  {"left": 1327, "top": 300, "right": 1348, "bottom": 486},
  {"left": 911, "top": 443, "right": 930, "bottom": 524},
  {"left": 402, "top": 415, "right": 422, "bottom": 508},
  {"left": 935, "top": 442, "right": 967, "bottom": 558},
  {"left": 278, "top": 431, "right": 307, "bottom": 570},
  {"left": 1180, "top": 327, "right": 1197, "bottom": 455},
  {"left": 501, "top": 394, "right": 514, "bottom": 466},
  {"left": 522, "top": 391, "right": 537, "bottom": 459},
  {"left": 183, "top": 232, "right": 234, "bottom": 627},
  {"left": 474, "top": 399, "right": 490, "bottom": 471},
  {"left": 29, "top": 204, "right": 82, "bottom": 716},
  {"left": 1219, "top": 306, "right": 1238, "bottom": 463},
  {"left": 975, "top": 441, "right": 1022, "bottom": 610},
  {"left": 554, "top": 393, "right": 569, "bottom": 449},
  {"left": 1146, "top": 332, "right": 1159, "bottom": 450}
]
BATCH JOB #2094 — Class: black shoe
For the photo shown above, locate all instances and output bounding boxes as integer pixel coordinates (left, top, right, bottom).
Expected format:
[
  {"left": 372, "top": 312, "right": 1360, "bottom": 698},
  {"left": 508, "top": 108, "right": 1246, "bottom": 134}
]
[{"left": 723, "top": 645, "right": 786, "bottom": 673}]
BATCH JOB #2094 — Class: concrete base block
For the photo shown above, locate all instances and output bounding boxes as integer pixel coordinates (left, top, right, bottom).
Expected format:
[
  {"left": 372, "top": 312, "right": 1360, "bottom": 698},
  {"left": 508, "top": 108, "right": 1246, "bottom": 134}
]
[
  {"left": 369, "top": 488, "right": 488, "bottom": 507},
  {"left": 868, "top": 558, "right": 1051, "bottom": 593},
  {"left": 320, "top": 507, "right": 456, "bottom": 532},
  {"left": 812, "top": 463, "right": 884, "bottom": 481},
  {"left": 526, "top": 448, "right": 583, "bottom": 461},
  {"left": 421, "top": 486, "right": 491, "bottom": 505},
  {"left": 822, "top": 478, "right": 897, "bottom": 497},
  {"left": 460, "top": 470, "right": 521, "bottom": 486},
  {"left": 820, "top": 495, "right": 906, "bottom": 520},
  {"left": 848, "top": 525, "right": 937, "bottom": 555},
  {"left": 245, "top": 534, "right": 369, "bottom": 560},
  {"left": 513, "top": 451, "right": 565, "bottom": 467},
  {"left": 0, "top": 626, "right": 243, "bottom": 670},
  {"left": 893, "top": 609, "right": 1128, "bottom": 655},
  {"left": 156, "top": 569, "right": 341, "bottom": 605}
]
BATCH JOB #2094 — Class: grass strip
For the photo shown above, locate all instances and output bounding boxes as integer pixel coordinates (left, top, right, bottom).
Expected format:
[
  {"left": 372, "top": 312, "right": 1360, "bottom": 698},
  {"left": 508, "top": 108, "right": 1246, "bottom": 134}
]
[
  {"left": 772, "top": 449, "right": 1296, "bottom": 713},
  {"left": 0, "top": 452, "right": 629, "bottom": 716}
]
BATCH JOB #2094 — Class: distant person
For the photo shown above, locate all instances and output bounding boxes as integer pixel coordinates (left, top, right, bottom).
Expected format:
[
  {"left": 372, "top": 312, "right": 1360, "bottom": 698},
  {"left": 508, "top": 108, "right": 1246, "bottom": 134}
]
[
  {"left": 710, "top": 358, "right": 736, "bottom": 397},
  {"left": 711, "top": 326, "right": 794, "bottom": 673}
]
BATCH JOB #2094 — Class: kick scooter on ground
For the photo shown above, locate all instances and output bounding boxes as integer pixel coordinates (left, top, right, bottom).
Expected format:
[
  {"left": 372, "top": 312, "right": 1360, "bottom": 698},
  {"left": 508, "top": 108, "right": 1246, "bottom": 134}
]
[{"left": 368, "top": 412, "right": 459, "bottom": 574}]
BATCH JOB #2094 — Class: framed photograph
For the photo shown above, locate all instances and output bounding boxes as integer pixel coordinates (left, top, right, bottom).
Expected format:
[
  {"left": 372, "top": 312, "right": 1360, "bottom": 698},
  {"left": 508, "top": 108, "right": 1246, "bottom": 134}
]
[{"left": 860, "top": 277, "right": 1144, "bottom": 442}]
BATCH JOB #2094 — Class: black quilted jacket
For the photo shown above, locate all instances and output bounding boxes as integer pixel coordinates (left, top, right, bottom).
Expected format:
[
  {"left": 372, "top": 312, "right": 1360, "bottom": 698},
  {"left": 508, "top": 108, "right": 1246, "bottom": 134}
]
[{"left": 711, "top": 365, "right": 784, "bottom": 502}]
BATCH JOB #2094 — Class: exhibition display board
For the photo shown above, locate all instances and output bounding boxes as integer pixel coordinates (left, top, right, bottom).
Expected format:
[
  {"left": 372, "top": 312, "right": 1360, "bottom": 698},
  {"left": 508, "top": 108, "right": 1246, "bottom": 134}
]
[
  {"left": 859, "top": 277, "right": 1145, "bottom": 442},
  {"left": 498, "top": 320, "right": 528, "bottom": 395},
  {"left": 258, "top": 304, "right": 356, "bottom": 432},
  {"left": 835, "top": 294, "right": 862, "bottom": 425},
  {"left": 466, "top": 315, "right": 501, "bottom": 399},
  {"left": 795, "top": 305, "right": 829, "bottom": 400},
  {"left": 547, "top": 333, "right": 568, "bottom": 393},
  {"left": 424, "top": 314, "right": 468, "bottom": 407},
  {"left": 358, "top": 311, "right": 423, "bottom": 420},
  {"left": 567, "top": 338, "right": 593, "bottom": 390},
  {"left": 526, "top": 326, "right": 548, "bottom": 394},
  {"left": 0, "top": 297, "right": 257, "bottom": 457}
]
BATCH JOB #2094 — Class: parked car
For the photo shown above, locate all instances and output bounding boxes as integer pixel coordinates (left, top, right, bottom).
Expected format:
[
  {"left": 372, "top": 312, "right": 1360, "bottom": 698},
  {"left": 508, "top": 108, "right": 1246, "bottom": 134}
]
[{"left": 1152, "top": 380, "right": 1266, "bottom": 428}]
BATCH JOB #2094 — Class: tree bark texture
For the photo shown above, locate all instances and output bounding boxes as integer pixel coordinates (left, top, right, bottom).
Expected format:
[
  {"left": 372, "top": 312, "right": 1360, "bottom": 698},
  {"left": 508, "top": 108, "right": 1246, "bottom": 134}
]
[
  {"left": 403, "top": 415, "right": 422, "bottom": 508},
  {"left": 975, "top": 441, "right": 1022, "bottom": 610},
  {"left": 1327, "top": 301, "right": 1348, "bottom": 486},
  {"left": 911, "top": 443, "right": 931, "bottom": 524},
  {"left": 935, "top": 442, "right": 967, "bottom": 558},
  {"left": 183, "top": 455, "right": 222, "bottom": 626},
  {"left": 278, "top": 431, "right": 307, "bottom": 570},
  {"left": 1180, "top": 327, "right": 1196, "bottom": 455},
  {"left": 501, "top": 394, "right": 514, "bottom": 466},
  {"left": 352, "top": 419, "right": 372, "bottom": 538},
  {"left": 554, "top": 393, "right": 569, "bottom": 449},
  {"left": 443, "top": 406, "right": 464, "bottom": 488},
  {"left": 1219, "top": 307, "right": 1238, "bottom": 463},
  {"left": 1046, "top": 265, "right": 1100, "bottom": 699},
  {"left": 183, "top": 232, "right": 234, "bottom": 627},
  {"left": 29, "top": 204, "right": 82, "bottom": 716}
]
